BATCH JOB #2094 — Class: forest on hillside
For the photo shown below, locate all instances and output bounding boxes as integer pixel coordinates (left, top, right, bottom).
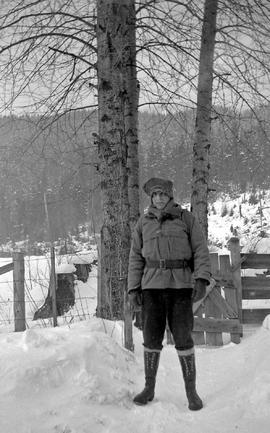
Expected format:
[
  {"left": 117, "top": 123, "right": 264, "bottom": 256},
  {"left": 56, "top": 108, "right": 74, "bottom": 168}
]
[{"left": 1, "top": 104, "right": 270, "bottom": 245}]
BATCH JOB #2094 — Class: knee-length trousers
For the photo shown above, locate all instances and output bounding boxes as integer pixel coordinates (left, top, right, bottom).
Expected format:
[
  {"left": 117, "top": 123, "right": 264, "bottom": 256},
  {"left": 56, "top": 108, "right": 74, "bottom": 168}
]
[{"left": 142, "top": 289, "right": 194, "bottom": 352}]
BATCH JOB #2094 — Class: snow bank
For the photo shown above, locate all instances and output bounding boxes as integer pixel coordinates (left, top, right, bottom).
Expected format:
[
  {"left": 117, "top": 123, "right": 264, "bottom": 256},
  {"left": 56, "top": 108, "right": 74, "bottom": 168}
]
[
  {"left": 1, "top": 317, "right": 270, "bottom": 433},
  {"left": 0, "top": 319, "right": 137, "bottom": 432}
]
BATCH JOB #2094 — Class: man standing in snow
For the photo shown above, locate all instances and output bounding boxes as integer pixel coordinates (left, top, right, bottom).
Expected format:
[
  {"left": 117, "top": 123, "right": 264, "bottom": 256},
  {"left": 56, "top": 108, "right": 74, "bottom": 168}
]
[{"left": 128, "top": 177, "right": 211, "bottom": 410}]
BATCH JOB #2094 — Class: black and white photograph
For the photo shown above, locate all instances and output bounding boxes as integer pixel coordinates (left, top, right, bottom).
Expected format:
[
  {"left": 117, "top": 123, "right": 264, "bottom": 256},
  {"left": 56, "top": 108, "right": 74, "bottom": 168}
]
[{"left": 0, "top": 1, "right": 270, "bottom": 432}]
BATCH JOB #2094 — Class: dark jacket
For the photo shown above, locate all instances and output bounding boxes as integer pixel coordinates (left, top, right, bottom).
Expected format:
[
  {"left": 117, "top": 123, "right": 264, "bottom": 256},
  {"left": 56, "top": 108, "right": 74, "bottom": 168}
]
[{"left": 128, "top": 200, "right": 211, "bottom": 292}]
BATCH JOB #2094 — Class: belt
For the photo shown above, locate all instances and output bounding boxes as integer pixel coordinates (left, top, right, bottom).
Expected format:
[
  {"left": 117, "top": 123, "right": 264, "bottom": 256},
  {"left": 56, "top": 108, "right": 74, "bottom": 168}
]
[{"left": 145, "top": 259, "right": 189, "bottom": 270}]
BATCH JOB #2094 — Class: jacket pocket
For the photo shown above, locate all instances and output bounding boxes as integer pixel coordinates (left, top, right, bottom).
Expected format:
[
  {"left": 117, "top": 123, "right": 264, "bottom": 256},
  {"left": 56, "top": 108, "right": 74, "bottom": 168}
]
[
  {"left": 162, "top": 228, "right": 192, "bottom": 259},
  {"left": 142, "top": 234, "right": 158, "bottom": 258}
]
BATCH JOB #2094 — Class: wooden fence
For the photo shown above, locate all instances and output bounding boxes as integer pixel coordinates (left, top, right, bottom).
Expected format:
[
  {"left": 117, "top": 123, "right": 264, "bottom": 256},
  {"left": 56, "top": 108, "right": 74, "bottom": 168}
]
[
  {"left": 0, "top": 252, "right": 25, "bottom": 332},
  {"left": 240, "top": 252, "right": 270, "bottom": 324},
  {"left": 227, "top": 237, "right": 270, "bottom": 325},
  {"left": 192, "top": 240, "right": 242, "bottom": 346},
  {"left": 192, "top": 237, "right": 270, "bottom": 345},
  {"left": 1, "top": 237, "right": 270, "bottom": 343},
  {"left": 0, "top": 249, "right": 59, "bottom": 331}
]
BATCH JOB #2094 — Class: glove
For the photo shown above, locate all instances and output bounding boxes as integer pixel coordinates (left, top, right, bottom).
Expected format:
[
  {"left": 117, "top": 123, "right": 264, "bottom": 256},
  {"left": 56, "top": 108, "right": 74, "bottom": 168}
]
[
  {"left": 128, "top": 290, "right": 142, "bottom": 311},
  {"left": 192, "top": 279, "right": 207, "bottom": 303}
]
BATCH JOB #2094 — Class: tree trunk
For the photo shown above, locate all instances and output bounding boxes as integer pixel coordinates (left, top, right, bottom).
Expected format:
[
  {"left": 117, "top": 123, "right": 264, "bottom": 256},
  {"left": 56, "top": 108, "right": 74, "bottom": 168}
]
[
  {"left": 96, "top": 0, "right": 138, "bottom": 320},
  {"left": 125, "top": 4, "right": 140, "bottom": 231},
  {"left": 191, "top": 0, "right": 218, "bottom": 238},
  {"left": 124, "top": 0, "right": 139, "bottom": 350}
]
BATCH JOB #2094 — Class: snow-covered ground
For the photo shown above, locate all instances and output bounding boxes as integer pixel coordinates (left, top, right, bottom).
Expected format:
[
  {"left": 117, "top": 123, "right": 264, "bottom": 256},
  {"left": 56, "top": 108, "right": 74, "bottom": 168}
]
[
  {"left": 1, "top": 190, "right": 270, "bottom": 432},
  {"left": 1, "top": 313, "right": 270, "bottom": 432}
]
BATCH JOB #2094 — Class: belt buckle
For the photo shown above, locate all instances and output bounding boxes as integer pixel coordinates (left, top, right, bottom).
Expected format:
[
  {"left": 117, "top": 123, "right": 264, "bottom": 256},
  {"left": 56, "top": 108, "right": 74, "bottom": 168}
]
[{"left": 159, "top": 259, "right": 166, "bottom": 269}]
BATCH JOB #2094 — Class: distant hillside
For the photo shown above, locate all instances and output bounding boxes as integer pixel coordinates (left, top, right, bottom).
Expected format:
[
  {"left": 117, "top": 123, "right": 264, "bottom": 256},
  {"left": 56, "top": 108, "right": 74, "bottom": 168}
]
[
  {"left": 1, "top": 188, "right": 270, "bottom": 259},
  {"left": 208, "top": 189, "right": 270, "bottom": 255},
  {"left": 1, "top": 105, "right": 270, "bottom": 243}
]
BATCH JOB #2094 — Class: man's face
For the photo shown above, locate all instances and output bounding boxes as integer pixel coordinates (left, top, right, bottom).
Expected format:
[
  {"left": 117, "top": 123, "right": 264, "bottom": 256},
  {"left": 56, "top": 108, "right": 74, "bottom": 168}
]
[{"left": 152, "top": 191, "right": 170, "bottom": 210}]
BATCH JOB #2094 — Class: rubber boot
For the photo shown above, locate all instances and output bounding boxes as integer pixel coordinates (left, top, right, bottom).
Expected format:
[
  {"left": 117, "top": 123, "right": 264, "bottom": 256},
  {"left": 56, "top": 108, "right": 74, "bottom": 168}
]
[
  {"left": 178, "top": 351, "right": 203, "bottom": 411},
  {"left": 133, "top": 350, "right": 160, "bottom": 405}
]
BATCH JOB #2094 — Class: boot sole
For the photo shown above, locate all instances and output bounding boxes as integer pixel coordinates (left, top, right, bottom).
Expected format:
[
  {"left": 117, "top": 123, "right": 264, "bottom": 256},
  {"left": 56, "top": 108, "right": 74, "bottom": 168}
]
[
  {"left": 188, "top": 402, "right": 203, "bottom": 411},
  {"left": 133, "top": 396, "right": 154, "bottom": 405}
]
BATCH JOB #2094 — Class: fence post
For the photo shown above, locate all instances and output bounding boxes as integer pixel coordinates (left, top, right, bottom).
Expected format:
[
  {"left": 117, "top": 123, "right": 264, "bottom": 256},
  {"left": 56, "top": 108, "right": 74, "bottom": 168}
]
[
  {"left": 228, "top": 237, "right": 242, "bottom": 324},
  {"left": 50, "top": 246, "right": 58, "bottom": 327},
  {"left": 219, "top": 254, "right": 241, "bottom": 344},
  {"left": 13, "top": 252, "right": 25, "bottom": 332},
  {"left": 205, "top": 253, "right": 223, "bottom": 346},
  {"left": 124, "top": 291, "right": 134, "bottom": 351},
  {"left": 96, "top": 236, "right": 102, "bottom": 317}
]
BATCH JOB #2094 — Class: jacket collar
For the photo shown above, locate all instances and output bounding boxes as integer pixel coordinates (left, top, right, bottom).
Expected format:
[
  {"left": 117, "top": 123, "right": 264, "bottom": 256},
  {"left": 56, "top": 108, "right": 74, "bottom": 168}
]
[{"left": 146, "top": 199, "right": 182, "bottom": 221}]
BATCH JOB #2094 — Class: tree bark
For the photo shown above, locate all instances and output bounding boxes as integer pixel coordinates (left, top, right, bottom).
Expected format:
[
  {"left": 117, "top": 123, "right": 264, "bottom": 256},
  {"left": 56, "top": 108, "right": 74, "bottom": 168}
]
[
  {"left": 96, "top": 0, "right": 138, "bottom": 320},
  {"left": 191, "top": 0, "right": 218, "bottom": 238}
]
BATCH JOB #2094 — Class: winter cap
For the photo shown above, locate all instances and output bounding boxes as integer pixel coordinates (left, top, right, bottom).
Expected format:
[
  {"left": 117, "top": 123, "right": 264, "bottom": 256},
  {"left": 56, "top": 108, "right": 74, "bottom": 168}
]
[{"left": 143, "top": 177, "right": 174, "bottom": 198}]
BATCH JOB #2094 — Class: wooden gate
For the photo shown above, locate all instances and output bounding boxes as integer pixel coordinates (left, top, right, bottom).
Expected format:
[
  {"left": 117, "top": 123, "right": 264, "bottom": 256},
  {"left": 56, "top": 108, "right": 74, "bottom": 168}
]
[
  {"left": 192, "top": 242, "right": 242, "bottom": 346},
  {"left": 192, "top": 236, "right": 270, "bottom": 345}
]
